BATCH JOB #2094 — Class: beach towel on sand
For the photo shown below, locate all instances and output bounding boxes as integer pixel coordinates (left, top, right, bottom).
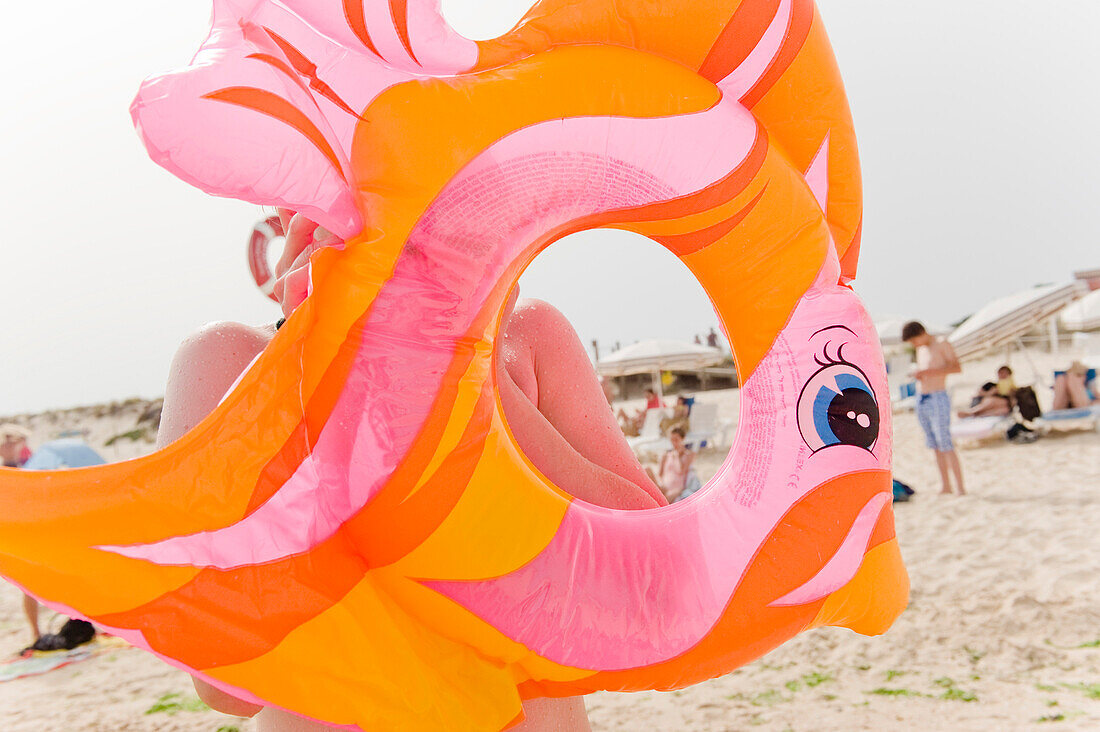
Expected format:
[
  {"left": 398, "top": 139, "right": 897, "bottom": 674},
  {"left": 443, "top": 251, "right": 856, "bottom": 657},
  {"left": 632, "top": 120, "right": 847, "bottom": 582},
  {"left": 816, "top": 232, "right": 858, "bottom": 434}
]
[{"left": 0, "top": 636, "right": 127, "bottom": 683}]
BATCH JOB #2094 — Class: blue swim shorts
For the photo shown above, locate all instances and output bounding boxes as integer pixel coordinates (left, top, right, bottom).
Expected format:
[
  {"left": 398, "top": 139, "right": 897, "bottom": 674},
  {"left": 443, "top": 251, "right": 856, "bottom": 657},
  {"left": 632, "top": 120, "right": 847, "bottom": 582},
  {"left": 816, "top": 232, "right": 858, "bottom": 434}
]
[{"left": 916, "top": 390, "right": 954, "bottom": 451}]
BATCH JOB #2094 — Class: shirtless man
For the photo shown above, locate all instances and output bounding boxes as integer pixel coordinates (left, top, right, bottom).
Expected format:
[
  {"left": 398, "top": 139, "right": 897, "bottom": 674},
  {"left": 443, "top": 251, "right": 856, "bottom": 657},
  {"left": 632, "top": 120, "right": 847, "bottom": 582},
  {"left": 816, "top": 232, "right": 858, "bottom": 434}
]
[
  {"left": 902, "top": 321, "right": 965, "bottom": 495},
  {"left": 160, "top": 210, "right": 665, "bottom": 731}
]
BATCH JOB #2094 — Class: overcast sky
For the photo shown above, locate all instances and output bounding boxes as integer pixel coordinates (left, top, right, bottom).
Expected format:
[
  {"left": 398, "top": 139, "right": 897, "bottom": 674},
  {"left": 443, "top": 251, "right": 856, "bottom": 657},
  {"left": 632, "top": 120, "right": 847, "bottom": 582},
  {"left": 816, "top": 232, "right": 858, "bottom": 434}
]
[{"left": 2, "top": 0, "right": 1096, "bottom": 414}]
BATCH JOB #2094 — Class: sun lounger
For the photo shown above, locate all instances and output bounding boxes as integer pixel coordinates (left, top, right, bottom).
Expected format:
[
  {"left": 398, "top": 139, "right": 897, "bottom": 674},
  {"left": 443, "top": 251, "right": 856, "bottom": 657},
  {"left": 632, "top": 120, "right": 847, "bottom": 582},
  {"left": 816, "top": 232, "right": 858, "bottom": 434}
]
[
  {"left": 633, "top": 402, "right": 724, "bottom": 460},
  {"left": 1034, "top": 404, "right": 1100, "bottom": 433},
  {"left": 1036, "top": 364, "right": 1100, "bottom": 432},
  {"left": 626, "top": 408, "right": 667, "bottom": 454},
  {"left": 950, "top": 415, "right": 1015, "bottom": 444},
  {"left": 683, "top": 402, "right": 720, "bottom": 449}
]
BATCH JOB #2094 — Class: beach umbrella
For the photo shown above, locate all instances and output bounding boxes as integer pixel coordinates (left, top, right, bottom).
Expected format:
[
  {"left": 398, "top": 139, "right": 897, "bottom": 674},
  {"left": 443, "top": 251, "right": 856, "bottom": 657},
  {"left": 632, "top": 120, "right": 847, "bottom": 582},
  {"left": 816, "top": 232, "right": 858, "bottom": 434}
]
[
  {"left": 949, "top": 282, "right": 1088, "bottom": 360},
  {"left": 22, "top": 439, "right": 106, "bottom": 471},
  {"left": 596, "top": 339, "right": 724, "bottom": 400},
  {"left": 1060, "top": 289, "right": 1100, "bottom": 332}
]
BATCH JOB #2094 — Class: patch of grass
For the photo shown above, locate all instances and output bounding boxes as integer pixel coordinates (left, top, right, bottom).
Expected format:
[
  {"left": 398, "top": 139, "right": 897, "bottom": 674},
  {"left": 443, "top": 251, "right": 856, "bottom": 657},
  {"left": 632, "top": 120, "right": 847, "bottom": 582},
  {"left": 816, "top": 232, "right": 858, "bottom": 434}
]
[
  {"left": 1037, "top": 714, "right": 1065, "bottom": 723},
  {"left": 216, "top": 727, "right": 241, "bottom": 732},
  {"left": 748, "top": 714, "right": 767, "bottom": 726},
  {"left": 941, "top": 688, "right": 977, "bottom": 702},
  {"left": 105, "top": 428, "right": 149, "bottom": 446},
  {"left": 785, "top": 680, "right": 801, "bottom": 692},
  {"left": 962, "top": 646, "right": 985, "bottom": 664},
  {"left": 1036, "top": 683, "right": 1059, "bottom": 692},
  {"left": 1045, "top": 638, "right": 1100, "bottom": 650},
  {"left": 822, "top": 694, "right": 837, "bottom": 701},
  {"left": 1062, "top": 683, "right": 1100, "bottom": 700},
  {"left": 750, "top": 689, "right": 790, "bottom": 707},
  {"left": 885, "top": 670, "right": 908, "bottom": 682},
  {"left": 867, "top": 688, "right": 923, "bottom": 697},
  {"left": 144, "top": 693, "right": 208, "bottom": 715},
  {"left": 802, "top": 671, "right": 833, "bottom": 687},
  {"left": 934, "top": 676, "right": 977, "bottom": 701},
  {"left": 1047, "top": 700, "right": 1059, "bottom": 707},
  {"left": 856, "top": 664, "right": 871, "bottom": 671}
]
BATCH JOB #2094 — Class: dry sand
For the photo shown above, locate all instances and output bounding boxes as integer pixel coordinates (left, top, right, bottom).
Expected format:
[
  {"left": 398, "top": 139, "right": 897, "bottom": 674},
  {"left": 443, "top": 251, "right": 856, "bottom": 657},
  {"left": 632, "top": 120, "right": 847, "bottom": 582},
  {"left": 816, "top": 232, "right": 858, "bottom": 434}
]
[{"left": 0, "top": 353, "right": 1098, "bottom": 731}]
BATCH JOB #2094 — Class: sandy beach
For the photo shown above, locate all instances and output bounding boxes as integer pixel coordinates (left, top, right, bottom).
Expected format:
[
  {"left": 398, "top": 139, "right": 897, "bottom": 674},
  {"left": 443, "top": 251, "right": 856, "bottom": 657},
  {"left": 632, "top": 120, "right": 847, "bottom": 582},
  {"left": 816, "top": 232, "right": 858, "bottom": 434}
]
[{"left": 1, "top": 353, "right": 1098, "bottom": 731}]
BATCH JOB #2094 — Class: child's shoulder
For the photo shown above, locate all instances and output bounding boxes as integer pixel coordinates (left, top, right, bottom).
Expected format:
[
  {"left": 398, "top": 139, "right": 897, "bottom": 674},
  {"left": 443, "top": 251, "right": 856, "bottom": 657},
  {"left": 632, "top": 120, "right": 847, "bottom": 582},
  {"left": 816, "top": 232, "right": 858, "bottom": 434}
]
[{"left": 175, "top": 321, "right": 274, "bottom": 361}]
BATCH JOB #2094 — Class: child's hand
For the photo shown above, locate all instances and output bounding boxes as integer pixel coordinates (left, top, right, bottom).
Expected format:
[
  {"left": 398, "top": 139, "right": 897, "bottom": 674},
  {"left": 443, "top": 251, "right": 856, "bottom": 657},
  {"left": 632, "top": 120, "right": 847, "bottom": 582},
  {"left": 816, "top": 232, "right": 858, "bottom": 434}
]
[{"left": 273, "top": 209, "right": 343, "bottom": 319}]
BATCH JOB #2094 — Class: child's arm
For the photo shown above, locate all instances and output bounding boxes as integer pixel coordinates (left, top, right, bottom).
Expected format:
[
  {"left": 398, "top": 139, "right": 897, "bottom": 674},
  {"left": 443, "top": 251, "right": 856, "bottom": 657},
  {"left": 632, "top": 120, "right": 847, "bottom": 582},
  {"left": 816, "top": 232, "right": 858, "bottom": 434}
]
[
  {"left": 158, "top": 321, "right": 272, "bottom": 719},
  {"left": 914, "top": 340, "right": 962, "bottom": 379}
]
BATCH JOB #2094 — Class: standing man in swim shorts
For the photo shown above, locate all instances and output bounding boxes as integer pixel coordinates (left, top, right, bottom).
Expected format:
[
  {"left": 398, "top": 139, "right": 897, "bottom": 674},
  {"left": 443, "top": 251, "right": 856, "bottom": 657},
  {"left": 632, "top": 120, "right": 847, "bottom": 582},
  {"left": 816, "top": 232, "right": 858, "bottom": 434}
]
[{"left": 902, "top": 321, "right": 966, "bottom": 495}]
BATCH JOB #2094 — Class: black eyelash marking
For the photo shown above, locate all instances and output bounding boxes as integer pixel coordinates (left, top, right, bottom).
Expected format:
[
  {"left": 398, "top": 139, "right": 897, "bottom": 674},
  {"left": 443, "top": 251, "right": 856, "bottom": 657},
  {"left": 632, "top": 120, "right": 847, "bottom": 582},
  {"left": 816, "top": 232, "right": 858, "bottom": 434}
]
[{"left": 814, "top": 340, "right": 854, "bottom": 369}]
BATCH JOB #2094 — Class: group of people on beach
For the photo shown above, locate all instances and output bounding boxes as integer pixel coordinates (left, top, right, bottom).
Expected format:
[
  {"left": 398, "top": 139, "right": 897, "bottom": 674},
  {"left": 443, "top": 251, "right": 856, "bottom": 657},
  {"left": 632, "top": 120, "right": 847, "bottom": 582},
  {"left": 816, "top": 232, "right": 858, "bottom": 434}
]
[
  {"left": 903, "top": 318, "right": 1098, "bottom": 496},
  {"left": 614, "top": 391, "right": 702, "bottom": 502}
]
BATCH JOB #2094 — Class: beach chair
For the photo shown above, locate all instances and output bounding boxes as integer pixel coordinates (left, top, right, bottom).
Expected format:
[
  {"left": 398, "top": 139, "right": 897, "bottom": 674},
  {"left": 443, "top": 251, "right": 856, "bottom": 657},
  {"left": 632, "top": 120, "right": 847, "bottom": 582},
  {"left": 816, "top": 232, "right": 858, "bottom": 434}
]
[
  {"left": 626, "top": 408, "right": 667, "bottom": 455},
  {"left": 893, "top": 381, "right": 918, "bottom": 411},
  {"left": 1034, "top": 405, "right": 1100, "bottom": 433},
  {"left": 950, "top": 415, "right": 1015, "bottom": 445},
  {"left": 683, "top": 402, "right": 720, "bottom": 449},
  {"left": 886, "top": 352, "right": 917, "bottom": 412},
  {"left": 1036, "top": 366, "right": 1100, "bottom": 433},
  {"left": 633, "top": 402, "right": 723, "bottom": 460}
]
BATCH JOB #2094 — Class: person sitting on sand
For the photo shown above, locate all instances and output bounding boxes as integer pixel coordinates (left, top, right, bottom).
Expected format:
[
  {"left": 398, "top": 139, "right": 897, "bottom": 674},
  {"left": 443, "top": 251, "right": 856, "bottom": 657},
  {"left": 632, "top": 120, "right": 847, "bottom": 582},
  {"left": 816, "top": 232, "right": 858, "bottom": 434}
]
[
  {"left": 958, "top": 382, "right": 1011, "bottom": 419},
  {"left": 902, "top": 321, "right": 966, "bottom": 496},
  {"left": 657, "top": 428, "right": 700, "bottom": 502},
  {"left": 167, "top": 208, "right": 666, "bottom": 731},
  {"left": 659, "top": 396, "right": 691, "bottom": 435},
  {"left": 616, "top": 388, "right": 663, "bottom": 436},
  {"left": 0, "top": 424, "right": 32, "bottom": 468},
  {"left": 1052, "top": 361, "right": 1098, "bottom": 410}
]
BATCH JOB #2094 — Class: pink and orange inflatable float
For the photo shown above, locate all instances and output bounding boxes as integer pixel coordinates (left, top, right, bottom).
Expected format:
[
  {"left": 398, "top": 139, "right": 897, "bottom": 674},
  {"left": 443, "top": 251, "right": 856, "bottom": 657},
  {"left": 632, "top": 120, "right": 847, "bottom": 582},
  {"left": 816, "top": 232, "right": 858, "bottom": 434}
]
[{"left": 0, "top": 0, "right": 907, "bottom": 728}]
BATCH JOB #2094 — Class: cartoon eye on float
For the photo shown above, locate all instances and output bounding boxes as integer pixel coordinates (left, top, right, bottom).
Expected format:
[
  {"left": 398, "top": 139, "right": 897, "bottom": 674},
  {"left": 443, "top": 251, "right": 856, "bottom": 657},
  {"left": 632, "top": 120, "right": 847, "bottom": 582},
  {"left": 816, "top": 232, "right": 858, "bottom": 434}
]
[{"left": 797, "top": 342, "right": 880, "bottom": 452}]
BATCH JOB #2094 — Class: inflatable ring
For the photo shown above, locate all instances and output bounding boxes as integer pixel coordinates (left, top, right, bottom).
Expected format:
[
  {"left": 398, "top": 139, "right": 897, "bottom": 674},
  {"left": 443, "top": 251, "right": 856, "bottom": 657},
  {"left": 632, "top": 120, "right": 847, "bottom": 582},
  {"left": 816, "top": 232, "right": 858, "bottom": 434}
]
[
  {"left": 247, "top": 215, "right": 284, "bottom": 301},
  {"left": 0, "top": 0, "right": 908, "bottom": 729}
]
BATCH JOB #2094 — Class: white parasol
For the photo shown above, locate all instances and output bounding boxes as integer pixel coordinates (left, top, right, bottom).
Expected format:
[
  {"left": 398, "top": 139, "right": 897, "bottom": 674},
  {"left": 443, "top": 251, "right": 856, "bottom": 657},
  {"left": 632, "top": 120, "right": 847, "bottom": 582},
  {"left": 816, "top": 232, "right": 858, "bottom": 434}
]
[
  {"left": 949, "top": 282, "right": 1088, "bottom": 360},
  {"left": 596, "top": 339, "right": 724, "bottom": 400}
]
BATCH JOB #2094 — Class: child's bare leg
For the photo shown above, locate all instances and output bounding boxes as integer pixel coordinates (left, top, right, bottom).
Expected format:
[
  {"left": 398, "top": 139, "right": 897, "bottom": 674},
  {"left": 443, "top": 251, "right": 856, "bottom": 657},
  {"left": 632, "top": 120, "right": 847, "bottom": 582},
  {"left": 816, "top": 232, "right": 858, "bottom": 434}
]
[
  {"left": 514, "top": 697, "right": 591, "bottom": 732},
  {"left": 1052, "top": 375, "right": 1070, "bottom": 410},
  {"left": 944, "top": 449, "right": 965, "bottom": 495},
  {"left": 1067, "top": 376, "right": 1092, "bottom": 408},
  {"left": 22, "top": 593, "right": 40, "bottom": 642},
  {"left": 934, "top": 451, "right": 952, "bottom": 494}
]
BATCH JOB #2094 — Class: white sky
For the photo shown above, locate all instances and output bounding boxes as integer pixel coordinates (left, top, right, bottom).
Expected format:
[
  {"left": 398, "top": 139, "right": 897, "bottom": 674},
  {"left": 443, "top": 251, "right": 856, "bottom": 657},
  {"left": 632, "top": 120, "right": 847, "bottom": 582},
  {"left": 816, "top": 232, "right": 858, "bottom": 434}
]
[{"left": 2, "top": 0, "right": 1097, "bottom": 414}]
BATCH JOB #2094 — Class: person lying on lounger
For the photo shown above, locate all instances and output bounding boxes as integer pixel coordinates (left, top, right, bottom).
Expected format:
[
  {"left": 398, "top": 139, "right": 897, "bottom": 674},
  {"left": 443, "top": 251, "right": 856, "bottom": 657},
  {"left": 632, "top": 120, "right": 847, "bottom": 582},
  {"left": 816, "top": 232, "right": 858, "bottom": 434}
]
[
  {"left": 957, "top": 382, "right": 1012, "bottom": 418},
  {"left": 1052, "top": 361, "right": 1098, "bottom": 410}
]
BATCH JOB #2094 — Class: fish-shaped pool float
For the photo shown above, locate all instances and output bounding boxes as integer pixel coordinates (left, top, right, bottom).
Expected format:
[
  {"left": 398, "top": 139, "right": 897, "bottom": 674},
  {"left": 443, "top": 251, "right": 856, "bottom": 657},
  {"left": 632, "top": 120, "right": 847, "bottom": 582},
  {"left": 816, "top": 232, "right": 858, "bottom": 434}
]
[{"left": 0, "top": 0, "right": 907, "bottom": 728}]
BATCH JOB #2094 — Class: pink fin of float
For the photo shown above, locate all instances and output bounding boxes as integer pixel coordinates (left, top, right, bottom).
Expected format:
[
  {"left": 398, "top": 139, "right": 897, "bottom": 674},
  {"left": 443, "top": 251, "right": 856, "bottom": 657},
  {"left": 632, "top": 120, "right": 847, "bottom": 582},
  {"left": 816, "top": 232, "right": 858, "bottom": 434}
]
[{"left": 769, "top": 491, "right": 889, "bottom": 606}]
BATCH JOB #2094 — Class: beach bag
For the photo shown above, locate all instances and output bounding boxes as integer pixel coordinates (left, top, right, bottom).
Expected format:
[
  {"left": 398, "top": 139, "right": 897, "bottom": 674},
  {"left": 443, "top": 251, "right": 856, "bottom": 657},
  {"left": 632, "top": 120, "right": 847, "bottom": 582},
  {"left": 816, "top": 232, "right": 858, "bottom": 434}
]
[
  {"left": 30, "top": 618, "right": 95, "bottom": 652},
  {"left": 1006, "top": 423, "right": 1039, "bottom": 444},
  {"left": 1014, "top": 387, "right": 1042, "bottom": 421},
  {"left": 891, "top": 479, "right": 915, "bottom": 503}
]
